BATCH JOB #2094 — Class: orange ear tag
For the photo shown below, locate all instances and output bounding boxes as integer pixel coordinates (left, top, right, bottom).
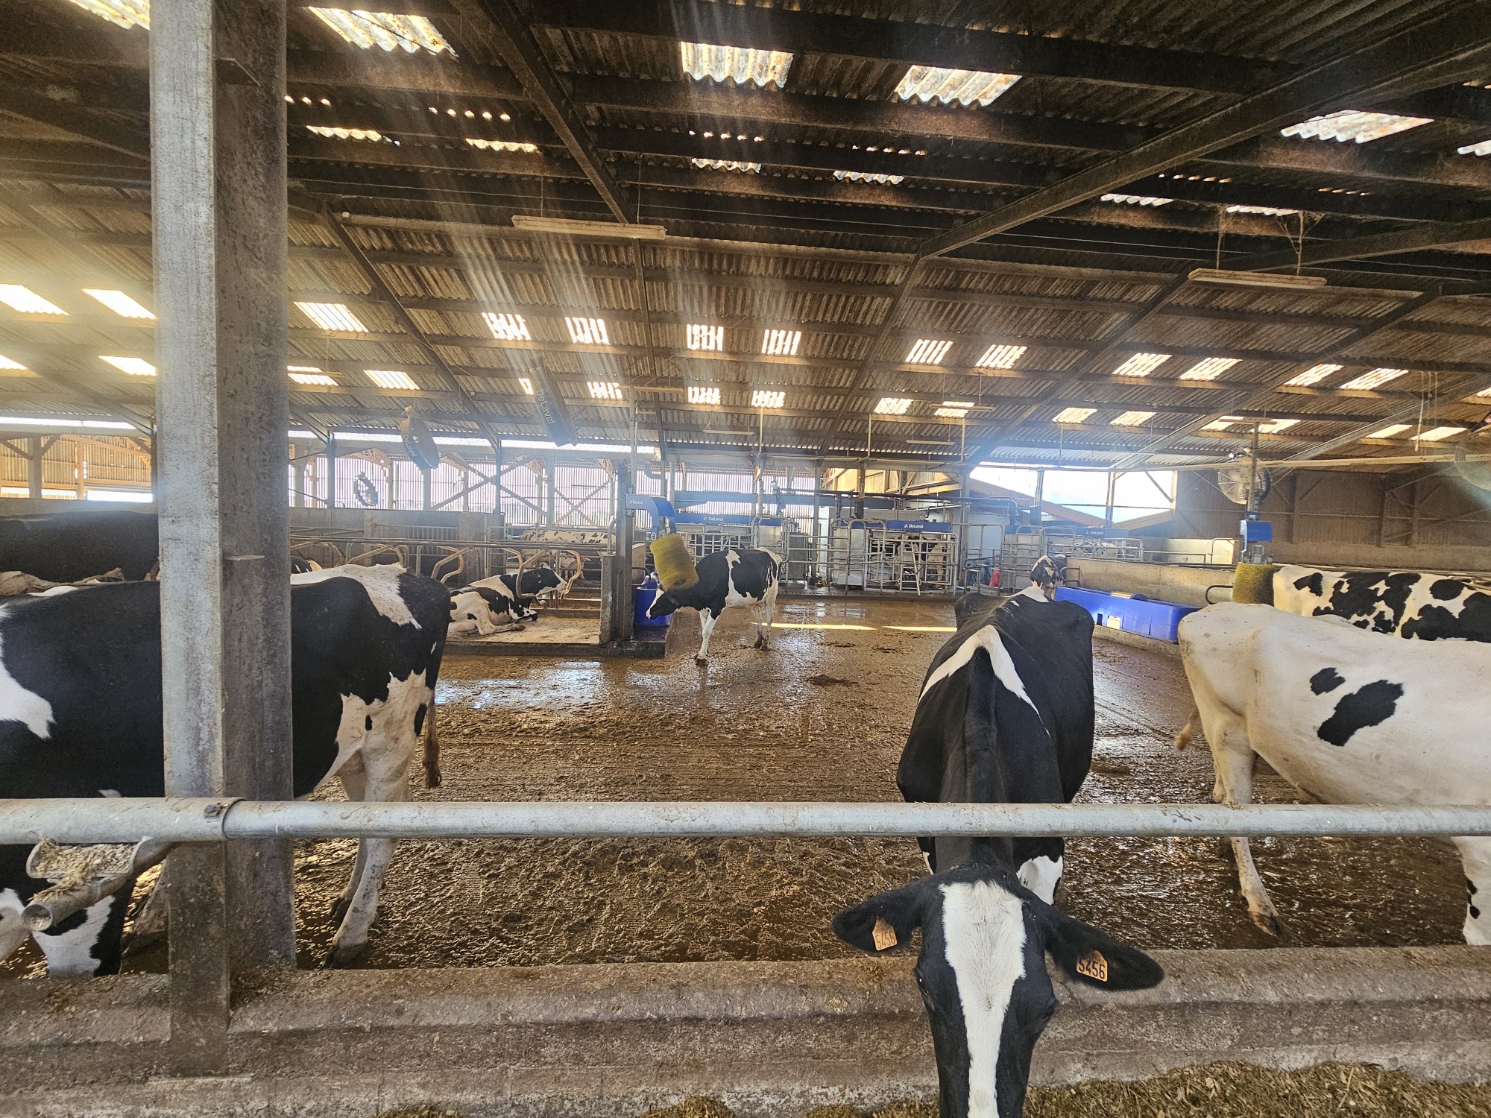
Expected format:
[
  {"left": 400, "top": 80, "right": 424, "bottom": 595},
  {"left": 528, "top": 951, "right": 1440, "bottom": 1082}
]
[
  {"left": 872, "top": 917, "right": 899, "bottom": 951},
  {"left": 1075, "top": 950, "right": 1108, "bottom": 982}
]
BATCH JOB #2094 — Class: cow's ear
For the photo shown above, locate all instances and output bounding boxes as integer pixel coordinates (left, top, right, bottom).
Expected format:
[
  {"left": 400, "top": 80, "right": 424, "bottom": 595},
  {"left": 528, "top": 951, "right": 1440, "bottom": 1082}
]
[
  {"left": 1032, "top": 903, "right": 1163, "bottom": 991},
  {"left": 832, "top": 880, "right": 928, "bottom": 954}
]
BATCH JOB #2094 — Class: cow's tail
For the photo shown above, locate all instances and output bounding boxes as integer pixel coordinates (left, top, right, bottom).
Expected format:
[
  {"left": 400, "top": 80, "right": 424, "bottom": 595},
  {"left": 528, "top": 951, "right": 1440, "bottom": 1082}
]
[
  {"left": 1174, "top": 706, "right": 1202, "bottom": 750},
  {"left": 422, "top": 699, "right": 442, "bottom": 789}
]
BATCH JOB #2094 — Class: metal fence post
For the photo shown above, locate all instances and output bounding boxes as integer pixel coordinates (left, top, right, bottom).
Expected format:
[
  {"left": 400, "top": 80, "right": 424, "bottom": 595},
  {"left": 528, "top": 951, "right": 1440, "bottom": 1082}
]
[{"left": 151, "top": 0, "right": 293, "bottom": 1076}]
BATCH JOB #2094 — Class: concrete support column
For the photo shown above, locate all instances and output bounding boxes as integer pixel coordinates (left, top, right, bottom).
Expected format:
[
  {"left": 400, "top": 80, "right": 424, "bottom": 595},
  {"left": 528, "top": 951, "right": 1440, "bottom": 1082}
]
[
  {"left": 25, "top": 437, "right": 42, "bottom": 499},
  {"left": 151, "top": 0, "right": 292, "bottom": 1076},
  {"left": 326, "top": 433, "right": 338, "bottom": 509}
]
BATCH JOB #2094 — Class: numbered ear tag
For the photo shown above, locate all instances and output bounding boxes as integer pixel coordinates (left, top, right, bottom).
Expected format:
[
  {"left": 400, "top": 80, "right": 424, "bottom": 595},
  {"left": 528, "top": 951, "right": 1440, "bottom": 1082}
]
[
  {"left": 871, "top": 917, "right": 898, "bottom": 951},
  {"left": 1075, "top": 950, "right": 1108, "bottom": 982}
]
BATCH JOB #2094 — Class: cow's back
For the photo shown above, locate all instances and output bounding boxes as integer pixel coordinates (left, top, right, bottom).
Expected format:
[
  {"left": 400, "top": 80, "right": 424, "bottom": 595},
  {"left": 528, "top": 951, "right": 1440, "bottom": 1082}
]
[
  {"left": 0, "top": 581, "right": 164, "bottom": 798},
  {"left": 993, "top": 595, "right": 1095, "bottom": 799},
  {"left": 1274, "top": 563, "right": 1491, "bottom": 642},
  {"left": 0, "top": 511, "right": 159, "bottom": 582},
  {"left": 0, "top": 571, "right": 450, "bottom": 800}
]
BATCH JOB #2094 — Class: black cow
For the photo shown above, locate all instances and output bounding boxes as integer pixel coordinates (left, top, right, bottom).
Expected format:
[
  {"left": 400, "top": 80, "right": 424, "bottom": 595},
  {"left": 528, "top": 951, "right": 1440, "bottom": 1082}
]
[
  {"left": 0, "top": 510, "right": 159, "bottom": 582},
  {"left": 833, "top": 576, "right": 1161, "bottom": 1118},
  {"left": 0, "top": 564, "right": 449, "bottom": 975},
  {"left": 645, "top": 547, "right": 780, "bottom": 663}
]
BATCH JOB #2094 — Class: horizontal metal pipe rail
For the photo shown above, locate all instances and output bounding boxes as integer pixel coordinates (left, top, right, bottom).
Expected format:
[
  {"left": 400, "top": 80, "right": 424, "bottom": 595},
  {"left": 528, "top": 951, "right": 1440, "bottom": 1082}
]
[{"left": 4, "top": 799, "right": 1491, "bottom": 845}]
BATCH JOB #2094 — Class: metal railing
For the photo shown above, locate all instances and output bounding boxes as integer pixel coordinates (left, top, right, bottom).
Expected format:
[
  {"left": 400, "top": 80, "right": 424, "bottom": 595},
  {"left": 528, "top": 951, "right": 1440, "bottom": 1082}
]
[{"left": 5, "top": 799, "right": 1491, "bottom": 844}]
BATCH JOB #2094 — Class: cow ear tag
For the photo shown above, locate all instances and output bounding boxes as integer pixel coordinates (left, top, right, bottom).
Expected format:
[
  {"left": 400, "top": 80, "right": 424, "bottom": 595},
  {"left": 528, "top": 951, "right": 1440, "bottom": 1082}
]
[
  {"left": 1075, "top": 950, "right": 1108, "bottom": 982},
  {"left": 872, "top": 917, "right": 898, "bottom": 951}
]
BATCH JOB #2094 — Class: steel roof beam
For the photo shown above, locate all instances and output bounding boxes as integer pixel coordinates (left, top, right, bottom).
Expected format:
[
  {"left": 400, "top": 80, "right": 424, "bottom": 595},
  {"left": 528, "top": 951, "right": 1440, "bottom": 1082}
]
[
  {"left": 1235, "top": 216, "right": 1491, "bottom": 272},
  {"left": 1109, "top": 287, "right": 1466, "bottom": 470},
  {"left": 468, "top": 0, "right": 632, "bottom": 224},
  {"left": 573, "top": 76, "right": 1152, "bottom": 154},
  {"left": 1275, "top": 400, "right": 1467, "bottom": 462},
  {"left": 916, "top": 4, "right": 1491, "bottom": 260},
  {"left": 534, "top": 0, "right": 1288, "bottom": 95},
  {"left": 319, "top": 208, "right": 506, "bottom": 450}
]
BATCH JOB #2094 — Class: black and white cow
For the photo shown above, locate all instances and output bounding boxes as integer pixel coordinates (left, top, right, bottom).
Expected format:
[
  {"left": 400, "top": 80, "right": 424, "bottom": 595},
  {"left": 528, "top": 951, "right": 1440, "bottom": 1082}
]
[
  {"left": 834, "top": 579, "right": 1160, "bottom": 1118},
  {"left": 468, "top": 574, "right": 541, "bottom": 617},
  {"left": 498, "top": 568, "right": 563, "bottom": 599},
  {"left": 644, "top": 547, "right": 780, "bottom": 664},
  {"left": 1274, "top": 563, "right": 1491, "bottom": 641},
  {"left": 896, "top": 581, "right": 1097, "bottom": 898},
  {"left": 0, "top": 564, "right": 450, "bottom": 976},
  {"left": 0, "top": 510, "right": 159, "bottom": 582},
  {"left": 1179, "top": 601, "right": 1491, "bottom": 940},
  {"left": 448, "top": 585, "right": 530, "bottom": 637}
]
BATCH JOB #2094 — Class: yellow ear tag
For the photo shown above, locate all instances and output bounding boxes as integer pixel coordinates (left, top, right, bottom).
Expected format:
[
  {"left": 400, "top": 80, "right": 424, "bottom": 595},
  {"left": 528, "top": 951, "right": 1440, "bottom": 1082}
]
[
  {"left": 1075, "top": 950, "right": 1109, "bottom": 982},
  {"left": 871, "top": 917, "right": 898, "bottom": 951}
]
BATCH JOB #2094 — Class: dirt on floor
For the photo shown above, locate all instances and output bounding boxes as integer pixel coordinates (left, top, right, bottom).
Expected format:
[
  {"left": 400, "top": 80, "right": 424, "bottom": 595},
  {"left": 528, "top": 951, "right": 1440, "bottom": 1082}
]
[
  {"left": 368, "top": 1063, "right": 1491, "bottom": 1117},
  {"left": 2, "top": 595, "right": 1469, "bottom": 978}
]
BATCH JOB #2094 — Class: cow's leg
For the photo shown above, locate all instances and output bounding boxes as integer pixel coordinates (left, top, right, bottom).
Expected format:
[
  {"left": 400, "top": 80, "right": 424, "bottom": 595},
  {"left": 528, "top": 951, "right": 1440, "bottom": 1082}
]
[
  {"left": 1452, "top": 837, "right": 1491, "bottom": 946},
  {"left": 696, "top": 609, "right": 716, "bottom": 665},
  {"left": 754, "top": 584, "right": 777, "bottom": 650},
  {"left": 1209, "top": 722, "right": 1282, "bottom": 936},
  {"left": 330, "top": 758, "right": 371, "bottom": 924},
  {"left": 34, "top": 891, "right": 130, "bottom": 977},
  {"left": 326, "top": 743, "right": 413, "bottom": 967}
]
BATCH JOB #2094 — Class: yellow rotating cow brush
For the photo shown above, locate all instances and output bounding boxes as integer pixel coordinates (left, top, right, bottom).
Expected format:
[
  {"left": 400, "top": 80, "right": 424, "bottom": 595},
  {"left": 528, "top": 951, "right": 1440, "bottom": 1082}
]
[
  {"left": 1231, "top": 562, "right": 1276, "bottom": 605},
  {"left": 649, "top": 533, "right": 699, "bottom": 592}
]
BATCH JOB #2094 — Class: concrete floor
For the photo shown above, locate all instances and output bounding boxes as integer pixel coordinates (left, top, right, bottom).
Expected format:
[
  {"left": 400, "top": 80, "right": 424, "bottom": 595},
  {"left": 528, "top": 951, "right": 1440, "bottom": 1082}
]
[{"left": 2, "top": 595, "right": 1469, "bottom": 977}]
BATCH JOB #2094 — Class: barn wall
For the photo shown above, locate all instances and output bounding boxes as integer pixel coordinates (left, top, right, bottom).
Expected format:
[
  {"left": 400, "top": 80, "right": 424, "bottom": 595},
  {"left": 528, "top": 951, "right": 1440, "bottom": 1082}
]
[{"left": 1170, "top": 468, "right": 1491, "bottom": 572}]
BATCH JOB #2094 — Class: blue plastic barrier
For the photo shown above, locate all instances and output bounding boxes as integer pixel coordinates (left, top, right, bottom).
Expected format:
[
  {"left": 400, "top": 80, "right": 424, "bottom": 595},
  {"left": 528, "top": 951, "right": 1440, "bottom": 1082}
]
[{"left": 1055, "top": 585, "right": 1198, "bottom": 643}]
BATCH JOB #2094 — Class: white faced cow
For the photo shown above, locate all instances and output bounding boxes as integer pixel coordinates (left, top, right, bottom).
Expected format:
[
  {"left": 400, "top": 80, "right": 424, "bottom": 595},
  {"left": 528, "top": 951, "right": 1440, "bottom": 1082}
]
[
  {"left": 1275, "top": 563, "right": 1491, "bottom": 641},
  {"left": 0, "top": 564, "right": 449, "bottom": 975},
  {"left": 645, "top": 548, "right": 780, "bottom": 664},
  {"left": 1178, "top": 601, "right": 1491, "bottom": 941},
  {"left": 834, "top": 572, "right": 1162, "bottom": 1118}
]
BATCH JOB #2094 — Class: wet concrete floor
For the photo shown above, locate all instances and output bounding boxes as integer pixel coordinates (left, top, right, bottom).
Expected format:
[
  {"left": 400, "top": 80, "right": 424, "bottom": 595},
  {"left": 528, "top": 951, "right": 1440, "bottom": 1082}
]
[{"left": 4, "top": 596, "right": 1468, "bottom": 977}]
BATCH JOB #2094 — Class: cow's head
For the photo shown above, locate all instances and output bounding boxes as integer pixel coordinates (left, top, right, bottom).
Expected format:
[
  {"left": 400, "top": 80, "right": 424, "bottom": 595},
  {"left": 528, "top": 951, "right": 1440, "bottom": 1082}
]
[
  {"left": 1030, "top": 556, "right": 1063, "bottom": 599},
  {"left": 449, "top": 587, "right": 510, "bottom": 635},
  {"left": 530, "top": 568, "right": 562, "bottom": 592},
  {"left": 834, "top": 864, "right": 1161, "bottom": 1118},
  {"left": 645, "top": 588, "right": 681, "bottom": 619}
]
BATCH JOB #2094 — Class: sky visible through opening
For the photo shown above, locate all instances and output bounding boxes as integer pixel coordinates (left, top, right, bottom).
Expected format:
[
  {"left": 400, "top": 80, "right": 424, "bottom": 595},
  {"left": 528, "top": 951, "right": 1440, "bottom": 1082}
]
[{"left": 973, "top": 467, "right": 1176, "bottom": 524}]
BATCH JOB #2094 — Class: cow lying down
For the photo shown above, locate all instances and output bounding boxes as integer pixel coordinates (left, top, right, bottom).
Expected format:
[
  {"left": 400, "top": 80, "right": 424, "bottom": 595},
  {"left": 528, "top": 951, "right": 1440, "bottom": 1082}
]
[
  {"left": 0, "top": 563, "right": 449, "bottom": 975},
  {"left": 448, "top": 586, "right": 527, "bottom": 637},
  {"left": 1178, "top": 602, "right": 1491, "bottom": 941}
]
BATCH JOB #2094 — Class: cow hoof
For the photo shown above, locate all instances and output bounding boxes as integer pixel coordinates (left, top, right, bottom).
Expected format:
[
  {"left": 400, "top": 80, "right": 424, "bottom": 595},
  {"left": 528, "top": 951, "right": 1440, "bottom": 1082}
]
[
  {"left": 753, "top": 636, "right": 767, "bottom": 650},
  {"left": 324, "top": 941, "right": 368, "bottom": 968},
  {"left": 694, "top": 656, "right": 709, "bottom": 667},
  {"left": 1250, "top": 910, "right": 1285, "bottom": 938}
]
